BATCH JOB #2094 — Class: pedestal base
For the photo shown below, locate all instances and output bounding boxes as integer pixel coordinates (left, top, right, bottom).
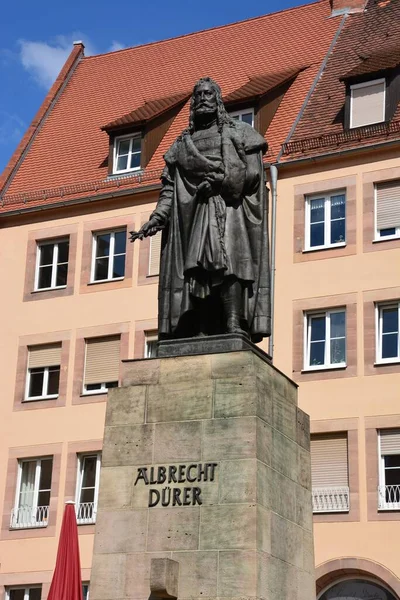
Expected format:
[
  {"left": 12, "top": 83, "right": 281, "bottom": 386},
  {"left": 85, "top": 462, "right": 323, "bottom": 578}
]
[{"left": 90, "top": 348, "right": 315, "bottom": 600}]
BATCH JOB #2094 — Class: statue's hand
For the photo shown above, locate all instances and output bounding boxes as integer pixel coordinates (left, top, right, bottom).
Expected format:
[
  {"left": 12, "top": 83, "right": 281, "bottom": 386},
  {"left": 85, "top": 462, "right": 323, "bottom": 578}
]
[
  {"left": 197, "top": 180, "right": 214, "bottom": 199},
  {"left": 130, "top": 218, "right": 162, "bottom": 242}
]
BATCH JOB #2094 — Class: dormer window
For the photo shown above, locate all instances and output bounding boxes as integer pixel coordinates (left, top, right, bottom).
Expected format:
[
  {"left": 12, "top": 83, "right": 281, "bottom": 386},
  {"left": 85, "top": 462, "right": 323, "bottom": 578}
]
[
  {"left": 350, "top": 78, "right": 385, "bottom": 128},
  {"left": 113, "top": 134, "right": 141, "bottom": 174},
  {"left": 229, "top": 108, "right": 254, "bottom": 127}
]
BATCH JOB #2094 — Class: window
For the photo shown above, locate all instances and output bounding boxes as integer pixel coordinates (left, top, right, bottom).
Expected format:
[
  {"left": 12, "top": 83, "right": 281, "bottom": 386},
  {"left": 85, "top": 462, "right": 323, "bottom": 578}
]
[
  {"left": 145, "top": 331, "right": 158, "bottom": 358},
  {"left": 378, "top": 430, "right": 400, "bottom": 510},
  {"left": 76, "top": 454, "right": 101, "bottom": 524},
  {"left": 25, "top": 344, "right": 61, "bottom": 401},
  {"left": 350, "top": 78, "right": 385, "bottom": 128},
  {"left": 376, "top": 303, "right": 400, "bottom": 363},
  {"left": 229, "top": 108, "right": 254, "bottom": 126},
  {"left": 82, "top": 584, "right": 90, "bottom": 600},
  {"left": 311, "top": 434, "right": 349, "bottom": 513},
  {"left": 91, "top": 229, "right": 126, "bottom": 282},
  {"left": 148, "top": 231, "right": 162, "bottom": 277},
  {"left": 305, "top": 192, "right": 346, "bottom": 250},
  {"left": 83, "top": 335, "right": 121, "bottom": 394},
  {"left": 34, "top": 239, "right": 69, "bottom": 291},
  {"left": 113, "top": 134, "right": 141, "bottom": 174},
  {"left": 11, "top": 458, "right": 52, "bottom": 529},
  {"left": 6, "top": 587, "right": 41, "bottom": 600},
  {"left": 304, "top": 309, "right": 346, "bottom": 370},
  {"left": 375, "top": 180, "right": 400, "bottom": 240}
]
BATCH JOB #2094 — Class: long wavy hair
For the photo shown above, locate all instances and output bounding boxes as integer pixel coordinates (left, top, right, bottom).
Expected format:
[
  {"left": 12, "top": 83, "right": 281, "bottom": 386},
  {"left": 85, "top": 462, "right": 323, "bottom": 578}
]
[{"left": 187, "top": 77, "right": 234, "bottom": 134}]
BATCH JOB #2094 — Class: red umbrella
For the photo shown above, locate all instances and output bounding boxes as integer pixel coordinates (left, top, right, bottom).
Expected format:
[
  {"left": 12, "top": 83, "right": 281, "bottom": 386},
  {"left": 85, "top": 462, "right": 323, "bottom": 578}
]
[{"left": 47, "top": 502, "right": 83, "bottom": 600}]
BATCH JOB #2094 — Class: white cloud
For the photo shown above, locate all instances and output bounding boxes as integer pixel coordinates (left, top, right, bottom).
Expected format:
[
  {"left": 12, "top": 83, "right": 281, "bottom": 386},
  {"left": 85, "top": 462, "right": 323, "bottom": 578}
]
[
  {"left": 109, "top": 40, "right": 125, "bottom": 52},
  {"left": 0, "top": 111, "right": 26, "bottom": 146},
  {"left": 18, "top": 34, "right": 96, "bottom": 89}
]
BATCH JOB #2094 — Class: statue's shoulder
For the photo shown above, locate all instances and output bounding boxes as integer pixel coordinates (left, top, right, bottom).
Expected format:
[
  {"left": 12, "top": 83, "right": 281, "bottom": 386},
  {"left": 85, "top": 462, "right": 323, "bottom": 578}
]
[{"left": 232, "top": 120, "right": 268, "bottom": 154}]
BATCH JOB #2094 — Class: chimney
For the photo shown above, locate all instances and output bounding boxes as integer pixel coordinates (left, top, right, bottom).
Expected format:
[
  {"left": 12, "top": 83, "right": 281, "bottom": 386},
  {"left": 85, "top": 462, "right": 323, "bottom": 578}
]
[{"left": 330, "top": 0, "right": 367, "bottom": 14}]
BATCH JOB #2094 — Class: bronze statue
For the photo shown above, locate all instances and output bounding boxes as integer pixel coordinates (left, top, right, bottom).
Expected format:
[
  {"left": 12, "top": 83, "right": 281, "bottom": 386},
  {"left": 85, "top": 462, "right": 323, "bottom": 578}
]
[{"left": 131, "top": 77, "right": 271, "bottom": 342}]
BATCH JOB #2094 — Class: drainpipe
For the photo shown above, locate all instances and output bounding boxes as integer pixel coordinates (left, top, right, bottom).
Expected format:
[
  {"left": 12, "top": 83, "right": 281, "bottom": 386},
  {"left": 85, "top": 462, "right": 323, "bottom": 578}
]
[{"left": 268, "top": 164, "right": 278, "bottom": 360}]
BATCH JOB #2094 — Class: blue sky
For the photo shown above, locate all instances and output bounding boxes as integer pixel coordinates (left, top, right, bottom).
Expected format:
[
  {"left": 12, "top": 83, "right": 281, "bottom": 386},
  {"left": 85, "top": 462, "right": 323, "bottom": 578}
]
[{"left": 0, "top": 0, "right": 309, "bottom": 175}]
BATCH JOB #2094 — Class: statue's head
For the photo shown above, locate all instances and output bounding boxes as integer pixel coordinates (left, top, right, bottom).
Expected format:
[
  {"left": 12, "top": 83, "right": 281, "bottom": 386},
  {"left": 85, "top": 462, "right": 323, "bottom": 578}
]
[{"left": 188, "top": 77, "right": 232, "bottom": 132}]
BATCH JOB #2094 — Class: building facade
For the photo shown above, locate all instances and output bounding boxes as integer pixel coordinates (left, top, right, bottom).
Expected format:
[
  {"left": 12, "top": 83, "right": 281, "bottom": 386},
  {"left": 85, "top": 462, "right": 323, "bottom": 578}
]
[{"left": 1, "top": 0, "right": 400, "bottom": 599}]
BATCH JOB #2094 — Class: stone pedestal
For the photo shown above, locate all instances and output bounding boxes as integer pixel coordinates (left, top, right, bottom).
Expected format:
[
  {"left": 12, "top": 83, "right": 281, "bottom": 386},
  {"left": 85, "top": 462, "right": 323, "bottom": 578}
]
[{"left": 90, "top": 348, "right": 315, "bottom": 600}]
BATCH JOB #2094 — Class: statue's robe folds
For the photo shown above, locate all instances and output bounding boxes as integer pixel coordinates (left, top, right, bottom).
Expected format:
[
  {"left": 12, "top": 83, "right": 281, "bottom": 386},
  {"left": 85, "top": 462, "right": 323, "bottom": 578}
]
[{"left": 150, "top": 120, "right": 271, "bottom": 342}]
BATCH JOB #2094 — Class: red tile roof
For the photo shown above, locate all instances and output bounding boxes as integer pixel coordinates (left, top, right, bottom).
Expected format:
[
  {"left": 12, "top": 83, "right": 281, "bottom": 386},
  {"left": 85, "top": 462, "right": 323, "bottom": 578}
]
[
  {"left": 284, "top": 0, "right": 400, "bottom": 160},
  {"left": 0, "top": 0, "right": 342, "bottom": 213}
]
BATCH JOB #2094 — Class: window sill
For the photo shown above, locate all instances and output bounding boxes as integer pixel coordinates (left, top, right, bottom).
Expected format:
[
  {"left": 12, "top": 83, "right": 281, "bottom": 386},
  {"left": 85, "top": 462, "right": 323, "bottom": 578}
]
[
  {"left": 81, "top": 391, "right": 109, "bottom": 397},
  {"left": 302, "top": 364, "right": 347, "bottom": 373},
  {"left": 378, "top": 507, "right": 400, "bottom": 512},
  {"left": 32, "top": 286, "right": 67, "bottom": 294},
  {"left": 107, "top": 169, "right": 143, "bottom": 180},
  {"left": 374, "top": 360, "right": 400, "bottom": 367},
  {"left": 373, "top": 237, "right": 400, "bottom": 243},
  {"left": 87, "top": 278, "right": 124, "bottom": 286},
  {"left": 313, "top": 510, "right": 350, "bottom": 515},
  {"left": 23, "top": 395, "right": 59, "bottom": 402},
  {"left": 303, "top": 242, "right": 346, "bottom": 253}
]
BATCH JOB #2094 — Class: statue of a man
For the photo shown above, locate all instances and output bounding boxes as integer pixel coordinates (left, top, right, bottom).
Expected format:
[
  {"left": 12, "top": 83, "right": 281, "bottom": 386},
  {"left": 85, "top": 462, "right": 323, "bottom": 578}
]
[{"left": 133, "top": 77, "right": 271, "bottom": 342}]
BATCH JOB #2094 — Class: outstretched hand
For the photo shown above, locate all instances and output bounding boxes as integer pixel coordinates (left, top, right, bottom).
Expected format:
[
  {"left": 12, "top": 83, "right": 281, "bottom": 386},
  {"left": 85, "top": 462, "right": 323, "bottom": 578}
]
[{"left": 130, "top": 219, "right": 163, "bottom": 242}]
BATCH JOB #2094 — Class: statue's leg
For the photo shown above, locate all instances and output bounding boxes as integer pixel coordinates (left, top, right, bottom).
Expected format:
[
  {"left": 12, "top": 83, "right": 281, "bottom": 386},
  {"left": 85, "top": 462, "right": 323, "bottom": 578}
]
[{"left": 220, "top": 278, "right": 248, "bottom": 337}]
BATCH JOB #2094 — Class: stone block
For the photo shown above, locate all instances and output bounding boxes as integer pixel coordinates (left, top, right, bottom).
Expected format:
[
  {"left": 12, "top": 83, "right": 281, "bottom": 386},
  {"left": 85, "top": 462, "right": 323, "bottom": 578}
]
[
  {"left": 256, "top": 505, "right": 271, "bottom": 553},
  {"left": 202, "top": 417, "right": 256, "bottom": 460},
  {"left": 153, "top": 421, "right": 202, "bottom": 463},
  {"left": 256, "top": 418, "right": 272, "bottom": 465},
  {"left": 147, "top": 381, "right": 213, "bottom": 422},
  {"left": 270, "top": 469, "right": 296, "bottom": 523},
  {"left": 172, "top": 551, "right": 218, "bottom": 598},
  {"left": 273, "top": 394, "right": 296, "bottom": 441},
  {"left": 272, "top": 369, "right": 298, "bottom": 405},
  {"left": 102, "top": 424, "right": 153, "bottom": 467},
  {"left": 255, "top": 375, "right": 273, "bottom": 424},
  {"left": 124, "top": 552, "right": 171, "bottom": 599},
  {"left": 271, "top": 513, "right": 303, "bottom": 569},
  {"left": 94, "top": 509, "right": 147, "bottom": 554},
  {"left": 97, "top": 466, "right": 134, "bottom": 509},
  {"left": 147, "top": 508, "right": 200, "bottom": 551},
  {"left": 89, "top": 553, "right": 126, "bottom": 599},
  {"left": 256, "top": 461, "right": 274, "bottom": 510},
  {"left": 297, "top": 569, "right": 316, "bottom": 600},
  {"left": 199, "top": 504, "right": 256, "bottom": 550},
  {"left": 122, "top": 359, "right": 160, "bottom": 386},
  {"left": 302, "top": 530, "right": 315, "bottom": 573},
  {"left": 210, "top": 351, "right": 255, "bottom": 379},
  {"left": 106, "top": 386, "right": 146, "bottom": 426},
  {"left": 214, "top": 377, "right": 258, "bottom": 418},
  {"left": 271, "top": 429, "right": 298, "bottom": 481},
  {"left": 258, "top": 554, "right": 297, "bottom": 600},
  {"left": 218, "top": 459, "right": 257, "bottom": 503},
  {"left": 150, "top": 558, "right": 179, "bottom": 598},
  {"left": 159, "top": 355, "right": 211, "bottom": 384},
  {"left": 218, "top": 550, "right": 257, "bottom": 597},
  {"left": 296, "top": 408, "right": 310, "bottom": 450},
  {"left": 295, "top": 484, "right": 313, "bottom": 531},
  {"left": 297, "top": 445, "right": 312, "bottom": 490}
]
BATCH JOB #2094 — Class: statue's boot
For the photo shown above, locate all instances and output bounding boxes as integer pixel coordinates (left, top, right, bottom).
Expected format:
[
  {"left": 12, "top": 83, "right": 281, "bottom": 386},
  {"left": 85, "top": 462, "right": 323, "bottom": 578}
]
[{"left": 221, "top": 279, "right": 248, "bottom": 337}]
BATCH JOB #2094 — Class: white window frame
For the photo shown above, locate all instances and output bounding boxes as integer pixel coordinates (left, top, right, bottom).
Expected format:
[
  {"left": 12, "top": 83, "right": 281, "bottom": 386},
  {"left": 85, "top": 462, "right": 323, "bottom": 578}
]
[
  {"left": 25, "top": 366, "right": 60, "bottom": 401},
  {"left": 304, "top": 309, "right": 346, "bottom": 371},
  {"left": 373, "top": 184, "right": 400, "bottom": 241},
  {"left": 90, "top": 229, "right": 126, "bottom": 283},
  {"left": 375, "top": 302, "right": 400, "bottom": 364},
  {"left": 229, "top": 108, "right": 254, "bottom": 127},
  {"left": 304, "top": 190, "right": 346, "bottom": 251},
  {"left": 350, "top": 78, "right": 386, "bottom": 129},
  {"left": 144, "top": 331, "right": 158, "bottom": 358},
  {"left": 75, "top": 453, "right": 101, "bottom": 525},
  {"left": 113, "top": 133, "right": 141, "bottom": 174},
  {"left": 34, "top": 238, "right": 69, "bottom": 291},
  {"left": 6, "top": 586, "right": 42, "bottom": 600},
  {"left": 378, "top": 432, "right": 400, "bottom": 511},
  {"left": 82, "top": 583, "right": 90, "bottom": 600},
  {"left": 82, "top": 381, "right": 118, "bottom": 396},
  {"left": 11, "top": 458, "right": 52, "bottom": 529}
]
